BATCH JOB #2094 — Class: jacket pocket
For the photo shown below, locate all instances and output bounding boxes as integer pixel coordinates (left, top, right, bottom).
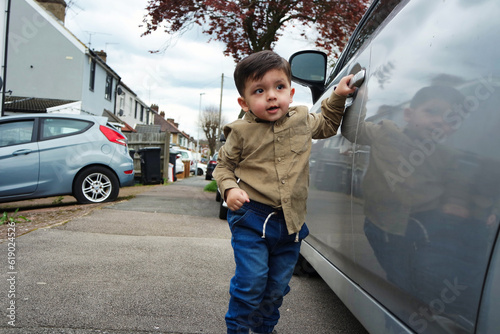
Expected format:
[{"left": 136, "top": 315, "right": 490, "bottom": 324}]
[{"left": 290, "top": 127, "right": 310, "bottom": 154}]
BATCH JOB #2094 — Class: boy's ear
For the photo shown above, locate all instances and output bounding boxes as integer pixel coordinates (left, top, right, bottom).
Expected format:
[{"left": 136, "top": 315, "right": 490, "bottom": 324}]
[
  {"left": 237, "top": 97, "right": 250, "bottom": 112},
  {"left": 289, "top": 87, "right": 295, "bottom": 104}
]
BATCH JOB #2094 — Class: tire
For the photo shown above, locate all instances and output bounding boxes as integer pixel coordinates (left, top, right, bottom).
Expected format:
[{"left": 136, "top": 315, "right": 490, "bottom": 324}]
[
  {"left": 219, "top": 200, "right": 228, "bottom": 220},
  {"left": 197, "top": 168, "right": 204, "bottom": 176},
  {"left": 293, "top": 254, "right": 318, "bottom": 277},
  {"left": 73, "top": 166, "right": 120, "bottom": 204}
]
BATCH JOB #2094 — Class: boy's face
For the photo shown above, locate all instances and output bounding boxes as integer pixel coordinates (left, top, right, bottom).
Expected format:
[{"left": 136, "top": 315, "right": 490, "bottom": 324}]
[
  {"left": 404, "top": 98, "right": 455, "bottom": 139},
  {"left": 238, "top": 69, "right": 295, "bottom": 122}
]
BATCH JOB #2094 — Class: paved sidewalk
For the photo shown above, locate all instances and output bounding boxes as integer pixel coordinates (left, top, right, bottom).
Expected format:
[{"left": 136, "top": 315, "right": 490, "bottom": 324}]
[{"left": 0, "top": 177, "right": 367, "bottom": 334}]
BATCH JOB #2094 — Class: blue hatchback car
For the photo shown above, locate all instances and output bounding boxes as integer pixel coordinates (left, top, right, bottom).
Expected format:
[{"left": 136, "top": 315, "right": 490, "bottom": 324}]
[{"left": 0, "top": 113, "right": 135, "bottom": 204}]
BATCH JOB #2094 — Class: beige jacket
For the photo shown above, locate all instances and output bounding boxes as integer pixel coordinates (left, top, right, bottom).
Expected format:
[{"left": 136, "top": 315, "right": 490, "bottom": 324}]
[{"left": 214, "top": 91, "right": 347, "bottom": 234}]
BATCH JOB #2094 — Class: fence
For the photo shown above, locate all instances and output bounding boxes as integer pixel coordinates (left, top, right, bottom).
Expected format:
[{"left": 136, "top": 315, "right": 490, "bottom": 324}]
[{"left": 124, "top": 132, "right": 170, "bottom": 181}]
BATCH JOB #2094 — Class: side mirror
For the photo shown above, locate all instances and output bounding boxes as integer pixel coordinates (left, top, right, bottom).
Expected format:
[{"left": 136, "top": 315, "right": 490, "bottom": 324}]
[{"left": 289, "top": 50, "right": 328, "bottom": 103}]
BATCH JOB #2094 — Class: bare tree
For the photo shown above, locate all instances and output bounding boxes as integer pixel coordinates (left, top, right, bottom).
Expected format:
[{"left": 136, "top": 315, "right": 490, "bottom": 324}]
[{"left": 200, "top": 105, "right": 225, "bottom": 156}]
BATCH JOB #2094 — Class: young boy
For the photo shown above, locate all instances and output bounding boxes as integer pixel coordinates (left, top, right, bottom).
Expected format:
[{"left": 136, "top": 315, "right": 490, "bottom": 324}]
[{"left": 214, "top": 50, "right": 355, "bottom": 334}]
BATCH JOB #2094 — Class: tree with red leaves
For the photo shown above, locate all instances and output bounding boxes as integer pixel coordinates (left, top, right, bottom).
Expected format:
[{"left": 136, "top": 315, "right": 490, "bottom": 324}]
[{"left": 142, "top": 0, "right": 370, "bottom": 62}]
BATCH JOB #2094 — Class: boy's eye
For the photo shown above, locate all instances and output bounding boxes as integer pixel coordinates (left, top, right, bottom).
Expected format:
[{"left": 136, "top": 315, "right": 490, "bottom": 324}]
[
  {"left": 277, "top": 84, "right": 285, "bottom": 90},
  {"left": 254, "top": 88, "right": 264, "bottom": 94}
]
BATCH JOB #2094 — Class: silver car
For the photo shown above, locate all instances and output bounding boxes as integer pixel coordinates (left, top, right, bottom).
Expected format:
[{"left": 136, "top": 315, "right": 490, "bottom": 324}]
[
  {"left": 290, "top": 0, "right": 500, "bottom": 333},
  {"left": 0, "top": 113, "right": 135, "bottom": 203}
]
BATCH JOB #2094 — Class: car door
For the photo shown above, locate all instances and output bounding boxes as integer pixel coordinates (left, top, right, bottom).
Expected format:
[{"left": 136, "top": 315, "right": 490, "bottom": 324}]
[
  {"left": 342, "top": 0, "right": 500, "bottom": 333},
  {"left": 0, "top": 118, "right": 40, "bottom": 197},
  {"left": 36, "top": 117, "right": 95, "bottom": 194}
]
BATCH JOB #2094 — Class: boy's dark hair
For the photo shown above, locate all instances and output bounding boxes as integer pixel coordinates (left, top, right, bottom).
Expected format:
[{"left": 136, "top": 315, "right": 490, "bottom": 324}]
[
  {"left": 410, "top": 85, "right": 465, "bottom": 108},
  {"left": 234, "top": 50, "right": 292, "bottom": 96}
]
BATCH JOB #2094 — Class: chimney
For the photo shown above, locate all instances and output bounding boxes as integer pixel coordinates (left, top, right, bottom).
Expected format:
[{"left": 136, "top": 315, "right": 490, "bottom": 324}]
[
  {"left": 95, "top": 50, "right": 107, "bottom": 63},
  {"left": 167, "top": 118, "right": 179, "bottom": 128},
  {"left": 36, "top": 0, "right": 67, "bottom": 23},
  {"left": 150, "top": 104, "right": 159, "bottom": 112},
  {"left": 160, "top": 111, "right": 165, "bottom": 118}
]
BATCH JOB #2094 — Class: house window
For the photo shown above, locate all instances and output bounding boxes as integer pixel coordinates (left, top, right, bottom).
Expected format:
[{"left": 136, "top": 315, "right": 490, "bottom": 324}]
[
  {"left": 140, "top": 105, "right": 144, "bottom": 122},
  {"left": 105, "top": 74, "right": 113, "bottom": 100},
  {"left": 135, "top": 101, "right": 138, "bottom": 118},
  {"left": 89, "top": 60, "right": 96, "bottom": 91}
]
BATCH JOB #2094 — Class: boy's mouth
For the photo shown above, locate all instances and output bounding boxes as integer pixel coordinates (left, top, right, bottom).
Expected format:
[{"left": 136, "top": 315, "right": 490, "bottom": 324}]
[{"left": 267, "top": 106, "right": 280, "bottom": 113}]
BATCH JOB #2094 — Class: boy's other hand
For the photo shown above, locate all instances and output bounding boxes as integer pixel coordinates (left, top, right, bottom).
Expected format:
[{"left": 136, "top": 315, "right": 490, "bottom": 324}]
[
  {"left": 335, "top": 74, "right": 357, "bottom": 97},
  {"left": 225, "top": 188, "right": 250, "bottom": 211}
]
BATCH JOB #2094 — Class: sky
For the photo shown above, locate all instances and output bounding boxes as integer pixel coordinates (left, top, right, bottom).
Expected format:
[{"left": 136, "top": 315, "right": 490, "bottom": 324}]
[{"left": 63, "top": 0, "right": 319, "bottom": 140}]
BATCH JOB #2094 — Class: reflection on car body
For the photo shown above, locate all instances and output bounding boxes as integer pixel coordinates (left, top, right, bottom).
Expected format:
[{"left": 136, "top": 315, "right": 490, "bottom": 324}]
[{"left": 290, "top": 0, "right": 500, "bottom": 333}]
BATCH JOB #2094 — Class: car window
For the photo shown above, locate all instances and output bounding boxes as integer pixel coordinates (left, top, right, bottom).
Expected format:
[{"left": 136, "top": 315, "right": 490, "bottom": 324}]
[
  {"left": 41, "top": 118, "right": 92, "bottom": 140},
  {"left": 0, "top": 120, "right": 35, "bottom": 147},
  {"left": 326, "top": 0, "right": 405, "bottom": 88}
]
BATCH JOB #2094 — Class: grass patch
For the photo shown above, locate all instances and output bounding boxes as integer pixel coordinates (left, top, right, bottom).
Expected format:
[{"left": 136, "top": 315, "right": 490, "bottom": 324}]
[
  {"left": 1, "top": 208, "right": 30, "bottom": 225},
  {"left": 204, "top": 180, "right": 218, "bottom": 192}
]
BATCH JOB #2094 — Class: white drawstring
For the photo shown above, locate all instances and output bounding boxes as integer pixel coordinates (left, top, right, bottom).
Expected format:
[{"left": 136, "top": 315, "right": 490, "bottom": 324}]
[
  {"left": 261, "top": 212, "right": 277, "bottom": 239},
  {"left": 295, "top": 233, "right": 299, "bottom": 243}
]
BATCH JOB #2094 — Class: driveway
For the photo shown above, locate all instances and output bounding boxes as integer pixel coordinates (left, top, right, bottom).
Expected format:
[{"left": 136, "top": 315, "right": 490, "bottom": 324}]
[{"left": 0, "top": 177, "right": 367, "bottom": 334}]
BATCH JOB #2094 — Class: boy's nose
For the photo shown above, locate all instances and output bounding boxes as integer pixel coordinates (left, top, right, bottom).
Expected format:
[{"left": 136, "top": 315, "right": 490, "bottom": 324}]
[{"left": 267, "top": 91, "right": 277, "bottom": 100}]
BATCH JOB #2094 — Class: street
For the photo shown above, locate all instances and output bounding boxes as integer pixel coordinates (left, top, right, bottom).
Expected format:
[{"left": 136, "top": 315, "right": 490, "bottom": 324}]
[{"left": 1, "top": 176, "right": 368, "bottom": 334}]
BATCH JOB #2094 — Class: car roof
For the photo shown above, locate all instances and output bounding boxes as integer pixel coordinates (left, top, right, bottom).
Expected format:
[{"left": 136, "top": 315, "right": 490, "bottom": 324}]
[{"left": 0, "top": 113, "right": 107, "bottom": 123}]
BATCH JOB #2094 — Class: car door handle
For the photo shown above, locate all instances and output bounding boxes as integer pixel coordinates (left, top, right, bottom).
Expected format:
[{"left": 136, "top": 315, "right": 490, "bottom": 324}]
[
  {"left": 13, "top": 149, "right": 33, "bottom": 156},
  {"left": 345, "top": 69, "right": 366, "bottom": 108},
  {"left": 348, "top": 69, "right": 366, "bottom": 89}
]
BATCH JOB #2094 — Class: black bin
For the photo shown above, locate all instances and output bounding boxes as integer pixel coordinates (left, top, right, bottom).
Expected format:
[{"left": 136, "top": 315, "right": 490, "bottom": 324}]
[
  {"left": 129, "top": 149, "right": 136, "bottom": 160},
  {"left": 138, "top": 147, "right": 162, "bottom": 184}
]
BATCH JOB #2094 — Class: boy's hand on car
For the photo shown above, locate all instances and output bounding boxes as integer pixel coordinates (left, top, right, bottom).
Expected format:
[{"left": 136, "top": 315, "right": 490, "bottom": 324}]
[
  {"left": 335, "top": 74, "right": 357, "bottom": 96},
  {"left": 225, "top": 188, "right": 250, "bottom": 211}
]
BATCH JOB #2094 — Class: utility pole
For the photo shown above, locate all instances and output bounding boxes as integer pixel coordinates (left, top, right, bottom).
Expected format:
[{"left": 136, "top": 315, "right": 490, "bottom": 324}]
[
  {"left": 1, "top": 0, "right": 11, "bottom": 117},
  {"left": 217, "top": 73, "right": 224, "bottom": 146},
  {"left": 196, "top": 92, "right": 205, "bottom": 174}
]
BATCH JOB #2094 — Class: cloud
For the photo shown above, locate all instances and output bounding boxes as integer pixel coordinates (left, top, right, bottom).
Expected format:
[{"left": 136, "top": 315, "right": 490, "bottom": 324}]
[{"left": 65, "top": 0, "right": 317, "bottom": 138}]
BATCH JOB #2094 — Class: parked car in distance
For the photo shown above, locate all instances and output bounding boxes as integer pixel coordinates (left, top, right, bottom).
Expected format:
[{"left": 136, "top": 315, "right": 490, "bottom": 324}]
[
  {"left": 289, "top": 1, "right": 500, "bottom": 333},
  {"left": 205, "top": 152, "right": 218, "bottom": 180},
  {"left": 0, "top": 113, "right": 135, "bottom": 204},
  {"left": 175, "top": 154, "right": 184, "bottom": 174},
  {"left": 195, "top": 161, "right": 207, "bottom": 176}
]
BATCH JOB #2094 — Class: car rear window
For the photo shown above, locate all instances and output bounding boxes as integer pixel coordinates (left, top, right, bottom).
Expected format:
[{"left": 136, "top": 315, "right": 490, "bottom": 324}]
[{"left": 41, "top": 118, "right": 92, "bottom": 140}]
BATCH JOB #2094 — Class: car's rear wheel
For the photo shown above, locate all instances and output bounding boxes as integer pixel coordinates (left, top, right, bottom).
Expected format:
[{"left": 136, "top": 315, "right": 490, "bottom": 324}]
[
  {"left": 197, "top": 168, "right": 204, "bottom": 176},
  {"left": 73, "top": 166, "right": 119, "bottom": 204},
  {"left": 219, "top": 200, "right": 228, "bottom": 220}
]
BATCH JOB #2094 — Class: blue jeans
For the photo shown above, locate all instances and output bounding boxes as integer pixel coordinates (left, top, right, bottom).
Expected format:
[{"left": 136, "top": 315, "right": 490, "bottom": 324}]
[{"left": 226, "top": 201, "right": 309, "bottom": 334}]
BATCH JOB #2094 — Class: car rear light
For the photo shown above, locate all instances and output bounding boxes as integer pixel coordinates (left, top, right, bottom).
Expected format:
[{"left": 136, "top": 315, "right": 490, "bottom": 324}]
[
  {"left": 209, "top": 160, "right": 217, "bottom": 164},
  {"left": 124, "top": 170, "right": 133, "bottom": 175},
  {"left": 100, "top": 125, "right": 127, "bottom": 146}
]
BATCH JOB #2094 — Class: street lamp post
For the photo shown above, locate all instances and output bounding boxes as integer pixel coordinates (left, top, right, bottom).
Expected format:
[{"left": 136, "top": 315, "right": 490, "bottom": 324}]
[{"left": 196, "top": 92, "right": 205, "bottom": 175}]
